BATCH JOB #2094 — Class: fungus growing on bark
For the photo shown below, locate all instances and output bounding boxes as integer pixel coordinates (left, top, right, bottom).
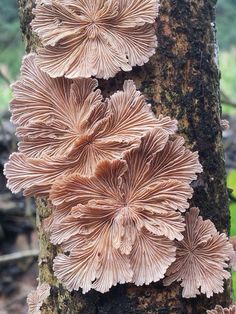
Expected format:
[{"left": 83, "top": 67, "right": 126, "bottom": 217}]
[
  {"left": 49, "top": 128, "right": 202, "bottom": 293},
  {"left": 164, "top": 207, "right": 233, "bottom": 298},
  {"left": 229, "top": 236, "right": 236, "bottom": 270},
  {"left": 4, "top": 54, "right": 176, "bottom": 197},
  {"left": 220, "top": 119, "right": 230, "bottom": 131},
  {"left": 27, "top": 283, "right": 50, "bottom": 314},
  {"left": 31, "top": 0, "right": 159, "bottom": 79},
  {"left": 207, "top": 305, "right": 236, "bottom": 314}
]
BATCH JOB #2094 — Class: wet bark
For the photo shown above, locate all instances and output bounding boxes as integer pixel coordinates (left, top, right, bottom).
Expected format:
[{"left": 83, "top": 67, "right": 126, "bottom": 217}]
[{"left": 18, "top": 0, "right": 232, "bottom": 313}]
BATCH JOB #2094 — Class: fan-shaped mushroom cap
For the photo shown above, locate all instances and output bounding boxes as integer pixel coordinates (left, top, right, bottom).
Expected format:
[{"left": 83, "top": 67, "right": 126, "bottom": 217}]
[
  {"left": 50, "top": 129, "right": 202, "bottom": 293},
  {"left": 5, "top": 54, "right": 176, "bottom": 197},
  {"left": 229, "top": 236, "right": 236, "bottom": 271},
  {"left": 31, "top": 0, "right": 159, "bottom": 79},
  {"left": 50, "top": 128, "right": 202, "bottom": 223},
  {"left": 207, "top": 305, "right": 236, "bottom": 314},
  {"left": 164, "top": 207, "right": 233, "bottom": 298},
  {"left": 27, "top": 283, "right": 50, "bottom": 314}
]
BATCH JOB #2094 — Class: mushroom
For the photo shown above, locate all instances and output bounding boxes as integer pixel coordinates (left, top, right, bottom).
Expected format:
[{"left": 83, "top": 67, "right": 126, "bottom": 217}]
[
  {"left": 164, "top": 207, "right": 233, "bottom": 298},
  {"left": 207, "top": 305, "right": 236, "bottom": 314},
  {"left": 31, "top": 0, "right": 159, "bottom": 79},
  {"left": 229, "top": 236, "right": 236, "bottom": 270},
  {"left": 27, "top": 283, "right": 50, "bottom": 314},
  {"left": 220, "top": 119, "right": 230, "bottom": 131},
  {"left": 49, "top": 128, "right": 202, "bottom": 293},
  {"left": 4, "top": 54, "right": 176, "bottom": 197}
]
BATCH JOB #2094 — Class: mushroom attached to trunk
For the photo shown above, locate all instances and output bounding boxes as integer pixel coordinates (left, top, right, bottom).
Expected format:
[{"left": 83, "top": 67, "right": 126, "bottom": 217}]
[
  {"left": 164, "top": 207, "right": 233, "bottom": 298},
  {"left": 49, "top": 129, "right": 202, "bottom": 293},
  {"left": 31, "top": 0, "right": 159, "bottom": 79},
  {"left": 27, "top": 283, "right": 51, "bottom": 314},
  {"left": 207, "top": 305, "right": 236, "bottom": 314},
  {"left": 4, "top": 54, "right": 176, "bottom": 197}
]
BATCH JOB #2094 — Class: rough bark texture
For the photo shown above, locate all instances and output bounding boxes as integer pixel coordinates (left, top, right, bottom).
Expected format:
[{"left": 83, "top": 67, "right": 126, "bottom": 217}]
[{"left": 18, "top": 0, "right": 232, "bottom": 313}]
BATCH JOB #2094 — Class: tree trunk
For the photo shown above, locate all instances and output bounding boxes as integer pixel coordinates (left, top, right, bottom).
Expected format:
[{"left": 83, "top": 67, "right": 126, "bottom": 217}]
[{"left": 18, "top": 0, "right": 232, "bottom": 313}]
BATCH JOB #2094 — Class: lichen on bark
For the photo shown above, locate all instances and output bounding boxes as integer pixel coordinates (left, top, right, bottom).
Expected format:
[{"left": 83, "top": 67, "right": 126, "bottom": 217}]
[{"left": 18, "top": 0, "right": 231, "bottom": 313}]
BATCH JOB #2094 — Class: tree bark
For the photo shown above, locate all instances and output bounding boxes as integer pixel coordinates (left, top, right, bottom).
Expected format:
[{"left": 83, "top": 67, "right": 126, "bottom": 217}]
[{"left": 18, "top": 0, "right": 232, "bottom": 313}]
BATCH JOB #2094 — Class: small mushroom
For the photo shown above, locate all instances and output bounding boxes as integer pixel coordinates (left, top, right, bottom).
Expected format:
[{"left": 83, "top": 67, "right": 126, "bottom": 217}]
[
  {"left": 221, "top": 119, "right": 230, "bottom": 131},
  {"left": 229, "top": 236, "right": 236, "bottom": 271},
  {"left": 27, "top": 283, "right": 51, "bottom": 314},
  {"left": 5, "top": 54, "right": 176, "bottom": 197},
  {"left": 164, "top": 207, "right": 233, "bottom": 298},
  {"left": 207, "top": 305, "right": 236, "bottom": 314}
]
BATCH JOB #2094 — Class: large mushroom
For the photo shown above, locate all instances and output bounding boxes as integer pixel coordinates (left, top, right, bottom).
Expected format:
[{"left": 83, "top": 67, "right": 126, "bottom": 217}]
[
  {"left": 5, "top": 54, "right": 176, "bottom": 197},
  {"left": 50, "top": 128, "right": 202, "bottom": 293}
]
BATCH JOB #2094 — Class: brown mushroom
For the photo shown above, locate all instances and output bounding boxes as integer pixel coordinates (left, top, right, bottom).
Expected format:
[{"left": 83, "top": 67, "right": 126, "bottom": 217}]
[
  {"left": 207, "top": 305, "right": 236, "bottom": 314},
  {"left": 27, "top": 283, "right": 50, "bottom": 314},
  {"left": 164, "top": 207, "right": 233, "bottom": 298},
  {"left": 50, "top": 128, "right": 202, "bottom": 293},
  {"left": 229, "top": 236, "right": 236, "bottom": 270},
  {"left": 5, "top": 54, "right": 176, "bottom": 197},
  {"left": 31, "top": 0, "right": 159, "bottom": 79}
]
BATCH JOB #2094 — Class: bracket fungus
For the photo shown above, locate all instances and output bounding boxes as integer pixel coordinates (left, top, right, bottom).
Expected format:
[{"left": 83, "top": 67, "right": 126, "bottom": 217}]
[
  {"left": 27, "top": 283, "right": 51, "bottom": 314},
  {"left": 4, "top": 54, "right": 176, "bottom": 197},
  {"left": 229, "top": 236, "right": 236, "bottom": 271},
  {"left": 164, "top": 207, "right": 233, "bottom": 298},
  {"left": 207, "top": 305, "right": 236, "bottom": 314},
  {"left": 31, "top": 0, "right": 159, "bottom": 79},
  {"left": 49, "top": 128, "right": 202, "bottom": 293}
]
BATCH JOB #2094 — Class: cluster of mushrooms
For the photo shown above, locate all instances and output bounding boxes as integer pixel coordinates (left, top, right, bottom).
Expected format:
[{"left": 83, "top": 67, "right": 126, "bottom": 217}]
[{"left": 4, "top": 0, "right": 236, "bottom": 313}]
